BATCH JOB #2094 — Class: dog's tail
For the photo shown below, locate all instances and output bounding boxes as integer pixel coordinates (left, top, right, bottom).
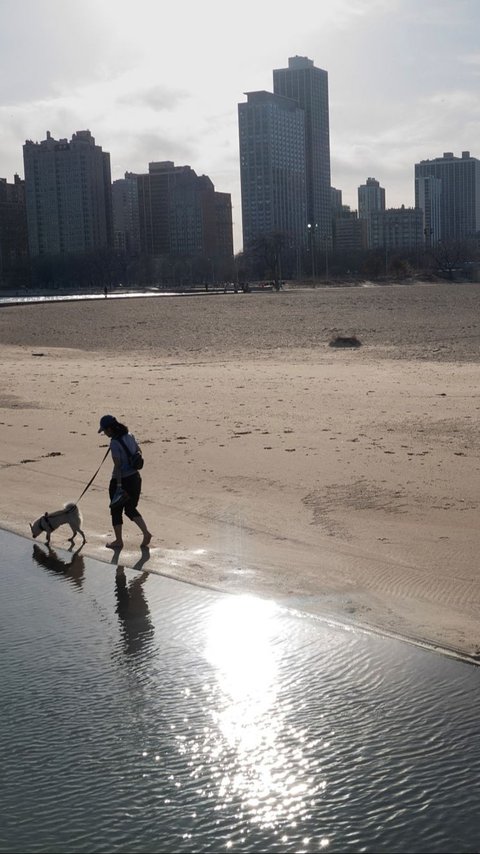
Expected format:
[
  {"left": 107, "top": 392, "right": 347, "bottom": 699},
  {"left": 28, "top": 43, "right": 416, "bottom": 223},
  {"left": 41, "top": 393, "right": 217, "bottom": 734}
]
[{"left": 63, "top": 502, "right": 82, "bottom": 523}]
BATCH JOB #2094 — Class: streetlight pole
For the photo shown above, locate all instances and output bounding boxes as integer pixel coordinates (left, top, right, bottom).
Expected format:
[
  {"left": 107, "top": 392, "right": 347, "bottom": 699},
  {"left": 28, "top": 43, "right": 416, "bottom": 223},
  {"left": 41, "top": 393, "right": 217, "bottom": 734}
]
[
  {"left": 384, "top": 221, "right": 388, "bottom": 276},
  {"left": 308, "top": 223, "right": 317, "bottom": 280}
]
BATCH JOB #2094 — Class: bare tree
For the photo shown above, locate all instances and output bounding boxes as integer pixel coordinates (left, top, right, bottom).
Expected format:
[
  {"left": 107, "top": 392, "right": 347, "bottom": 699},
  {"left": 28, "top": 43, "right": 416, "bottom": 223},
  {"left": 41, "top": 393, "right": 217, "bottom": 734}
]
[
  {"left": 429, "top": 238, "right": 470, "bottom": 280},
  {"left": 249, "top": 231, "right": 288, "bottom": 288}
]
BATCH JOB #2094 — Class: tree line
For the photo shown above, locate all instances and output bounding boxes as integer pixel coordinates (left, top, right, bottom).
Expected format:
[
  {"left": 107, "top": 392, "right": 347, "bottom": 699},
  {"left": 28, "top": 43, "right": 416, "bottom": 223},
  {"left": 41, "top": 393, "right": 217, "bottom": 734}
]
[{"left": 2, "top": 233, "right": 480, "bottom": 291}]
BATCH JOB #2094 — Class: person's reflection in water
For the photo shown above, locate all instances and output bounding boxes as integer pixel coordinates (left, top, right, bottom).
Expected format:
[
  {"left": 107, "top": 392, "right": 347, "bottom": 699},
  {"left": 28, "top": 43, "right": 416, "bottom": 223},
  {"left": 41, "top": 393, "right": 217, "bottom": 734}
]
[
  {"left": 32, "top": 543, "right": 85, "bottom": 589},
  {"left": 115, "top": 552, "right": 154, "bottom": 657}
]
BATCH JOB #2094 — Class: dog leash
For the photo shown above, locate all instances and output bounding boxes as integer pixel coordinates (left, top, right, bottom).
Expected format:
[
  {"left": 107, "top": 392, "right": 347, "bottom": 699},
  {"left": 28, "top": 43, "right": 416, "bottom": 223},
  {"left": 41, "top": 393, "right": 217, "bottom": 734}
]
[{"left": 74, "top": 448, "right": 111, "bottom": 505}]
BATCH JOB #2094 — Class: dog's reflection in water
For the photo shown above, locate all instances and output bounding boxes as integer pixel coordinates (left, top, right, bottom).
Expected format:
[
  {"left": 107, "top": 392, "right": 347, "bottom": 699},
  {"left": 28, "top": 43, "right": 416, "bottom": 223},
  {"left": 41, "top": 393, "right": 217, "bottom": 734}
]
[
  {"left": 115, "top": 559, "right": 154, "bottom": 657},
  {"left": 32, "top": 543, "right": 85, "bottom": 589}
]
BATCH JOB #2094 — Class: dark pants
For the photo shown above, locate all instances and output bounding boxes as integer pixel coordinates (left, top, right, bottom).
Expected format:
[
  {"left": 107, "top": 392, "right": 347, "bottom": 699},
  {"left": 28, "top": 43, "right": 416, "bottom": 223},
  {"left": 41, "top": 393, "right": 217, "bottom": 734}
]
[{"left": 109, "top": 473, "right": 142, "bottom": 526}]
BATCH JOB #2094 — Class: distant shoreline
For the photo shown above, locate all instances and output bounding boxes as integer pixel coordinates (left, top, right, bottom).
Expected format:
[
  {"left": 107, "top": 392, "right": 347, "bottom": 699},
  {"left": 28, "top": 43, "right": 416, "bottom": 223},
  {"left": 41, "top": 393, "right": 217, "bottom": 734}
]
[{"left": 0, "top": 275, "right": 468, "bottom": 307}]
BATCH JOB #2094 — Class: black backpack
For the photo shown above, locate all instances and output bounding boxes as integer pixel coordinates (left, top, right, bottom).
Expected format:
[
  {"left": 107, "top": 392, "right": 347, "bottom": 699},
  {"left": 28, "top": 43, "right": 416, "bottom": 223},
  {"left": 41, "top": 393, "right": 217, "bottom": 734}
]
[{"left": 117, "top": 436, "right": 144, "bottom": 470}]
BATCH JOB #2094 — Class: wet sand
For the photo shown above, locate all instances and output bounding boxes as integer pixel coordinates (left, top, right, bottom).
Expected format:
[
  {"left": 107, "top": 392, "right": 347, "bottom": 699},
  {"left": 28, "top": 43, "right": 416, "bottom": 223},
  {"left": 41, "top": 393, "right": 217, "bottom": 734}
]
[{"left": 1, "top": 281, "right": 480, "bottom": 659}]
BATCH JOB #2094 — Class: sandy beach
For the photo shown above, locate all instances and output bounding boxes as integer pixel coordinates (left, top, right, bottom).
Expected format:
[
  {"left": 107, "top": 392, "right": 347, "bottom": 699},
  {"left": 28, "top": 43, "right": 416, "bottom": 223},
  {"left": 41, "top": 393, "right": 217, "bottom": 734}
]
[{"left": 1, "top": 281, "right": 480, "bottom": 659}]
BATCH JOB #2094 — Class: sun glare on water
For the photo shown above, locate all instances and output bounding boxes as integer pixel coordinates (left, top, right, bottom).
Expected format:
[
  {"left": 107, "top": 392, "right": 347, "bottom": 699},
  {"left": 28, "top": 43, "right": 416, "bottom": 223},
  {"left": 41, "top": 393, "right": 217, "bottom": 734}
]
[{"left": 200, "top": 596, "right": 325, "bottom": 836}]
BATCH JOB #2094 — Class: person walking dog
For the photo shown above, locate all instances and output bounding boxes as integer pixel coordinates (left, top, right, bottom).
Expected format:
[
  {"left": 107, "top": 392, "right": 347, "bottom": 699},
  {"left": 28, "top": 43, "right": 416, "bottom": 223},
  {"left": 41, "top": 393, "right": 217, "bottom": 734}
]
[{"left": 98, "top": 414, "right": 152, "bottom": 550}]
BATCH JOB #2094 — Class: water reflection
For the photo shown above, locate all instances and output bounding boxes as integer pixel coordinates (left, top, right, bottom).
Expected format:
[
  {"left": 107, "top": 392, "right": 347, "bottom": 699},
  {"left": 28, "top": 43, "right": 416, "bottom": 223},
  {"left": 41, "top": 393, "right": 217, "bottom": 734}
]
[
  {"left": 200, "top": 596, "right": 324, "bottom": 837},
  {"left": 3, "top": 528, "right": 480, "bottom": 853},
  {"left": 115, "top": 556, "right": 154, "bottom": 657},
  {"left": 32, "top": 543, "right": 85, "bottom": 589}
]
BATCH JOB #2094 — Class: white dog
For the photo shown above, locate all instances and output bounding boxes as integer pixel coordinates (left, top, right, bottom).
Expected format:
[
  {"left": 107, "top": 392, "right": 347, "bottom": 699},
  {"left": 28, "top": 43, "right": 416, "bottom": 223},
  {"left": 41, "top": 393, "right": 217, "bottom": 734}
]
[{"left": 30, "top": 502, "right": 86, "bottom": 546}]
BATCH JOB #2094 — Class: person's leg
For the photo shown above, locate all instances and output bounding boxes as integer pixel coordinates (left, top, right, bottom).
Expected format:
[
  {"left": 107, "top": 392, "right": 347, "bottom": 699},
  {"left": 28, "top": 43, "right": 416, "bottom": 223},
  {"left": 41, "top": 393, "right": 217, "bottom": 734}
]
[
  {"left": 106, "top": 523, "right": 123, "bottom": 550},
  {"left": 123, "top": 474, "right": 151, "bottom": 546},
  {"left": 107, "top": 479, "right": 124, "bottom": 549},
  {"left": 132, "top": 514, "right": 152, "bottom": 546}
]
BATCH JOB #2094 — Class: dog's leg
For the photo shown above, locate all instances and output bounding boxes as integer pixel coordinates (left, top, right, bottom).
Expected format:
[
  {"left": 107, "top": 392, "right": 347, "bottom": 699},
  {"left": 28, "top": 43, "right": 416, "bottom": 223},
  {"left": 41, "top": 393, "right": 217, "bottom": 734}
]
[
  {"left": 79, "top": 528, "right": 87, "bottom": 544},
  {"left": 46, "top": 532, "right": 50, "bottom": 544}
]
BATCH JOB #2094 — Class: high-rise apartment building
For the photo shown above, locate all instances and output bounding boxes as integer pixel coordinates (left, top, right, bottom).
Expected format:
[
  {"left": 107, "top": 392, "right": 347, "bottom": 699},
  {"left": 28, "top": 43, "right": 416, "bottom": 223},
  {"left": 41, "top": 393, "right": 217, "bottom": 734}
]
[
  {"left": 23, "top": 130, "right": 113, "bottom": 257},
  {"left": 369, "top": 206, "right": 424, "bottom": 251},
  {"left": 358, "top": 178, "right": 386, "bottom": 248},
  {"left": 213, "top": 190, "right": 235, "bottom": 263},
  {"left": 358, "top": 177, "right": 385, "bottom": 219},
  {"left": 331, "top": 187, "right": 343, "bottom": 215},
  {"left": 136, "top": 161, "right": 233, "bottom": 265},
  {"left": 0, "top": 175, "right": 28, "bottom": 285},
  {"left": 415, "top": 175, "right": 441, "bottom": 246},
  {"left": 273, "top": 56, "right": 331, "bottom": 243},
  {"left": 332, "top": 208, "right": 367, "bottom": 254},
  {"left": 112, "top": 173, "right": 140, "bottom": 254},
  {"left": 415, "top": 151, "right": 480, "bottom": 241},
  {"left": 238, "top": 91, "right": 307, "bottom": 249}
]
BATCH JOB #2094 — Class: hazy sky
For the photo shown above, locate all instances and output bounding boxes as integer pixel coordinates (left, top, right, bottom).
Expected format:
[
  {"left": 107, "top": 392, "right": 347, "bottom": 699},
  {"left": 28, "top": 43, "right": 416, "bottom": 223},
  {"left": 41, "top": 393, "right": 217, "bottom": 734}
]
[{"left": 1, "top": 0, "right": 479, "bottom": 252}]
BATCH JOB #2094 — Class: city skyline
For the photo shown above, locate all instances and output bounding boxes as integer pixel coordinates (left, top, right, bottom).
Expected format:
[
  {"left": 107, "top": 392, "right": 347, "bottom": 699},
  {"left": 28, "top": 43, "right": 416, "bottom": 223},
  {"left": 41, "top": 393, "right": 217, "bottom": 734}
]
[{"left": 1, "top": 0, "right": 480, "bottom": 253}]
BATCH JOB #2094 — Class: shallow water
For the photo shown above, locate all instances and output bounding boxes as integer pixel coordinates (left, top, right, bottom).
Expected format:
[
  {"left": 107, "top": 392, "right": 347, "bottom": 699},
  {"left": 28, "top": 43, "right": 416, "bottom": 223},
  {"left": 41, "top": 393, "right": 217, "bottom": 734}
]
[
  {"left": 0, "top": 290, "right": 181, "bottom": 305},
  {"left": 1, "top": 528, "right": 480, "bottom": 853}
]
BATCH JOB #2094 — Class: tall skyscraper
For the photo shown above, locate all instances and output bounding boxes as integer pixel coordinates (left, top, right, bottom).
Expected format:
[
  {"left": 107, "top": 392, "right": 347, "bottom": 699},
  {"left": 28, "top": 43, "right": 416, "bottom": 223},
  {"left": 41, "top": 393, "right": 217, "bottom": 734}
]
[
  {"left": 23, "top": 130, "right": 113, "bottom": 257},
  {"left": 238, "top": 91, "right": 307, "bottom": 249},
  {"left": 273, "top": 56, "right": 331, "bottom": 243},
  {"left": 415, "top": 151, "right": 480, "bottom": 241},
  {"left": 358, "top": 177, "right": 385, "bottom": 248}
]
